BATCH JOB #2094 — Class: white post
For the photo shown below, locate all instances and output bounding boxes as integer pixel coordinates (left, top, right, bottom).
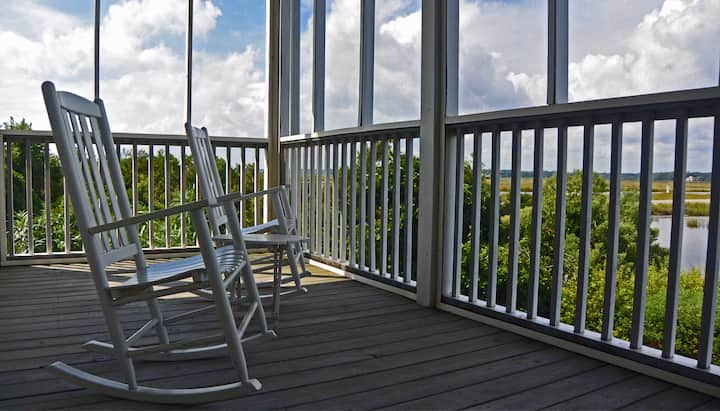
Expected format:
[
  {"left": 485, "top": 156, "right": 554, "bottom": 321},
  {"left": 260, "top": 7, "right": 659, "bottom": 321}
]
[
  {"left": 290, "top": 0, "right": 300, "bottom": 135},
  {"left": 185, "top": 0, "right": 193, "bottom": 125},
  {"left": 312, "top": 0, "right": 326, "bottom": 132},
  {"left": 280, "top": 0, "right": 290, "bottom": 136},
  {"left": 266, "top": 0, "right": 282, "bottom": 202},
  {"left": 358, "top": 0, "right": 375, "bottom": 126},
  {"left": 446, "top": 0, "right": 459, "bottom": 117},
  {"left": 547, "top": 0, "right": 568, "bottom": 105},
  {"left": 416, "top": 0, "right": 448, "bottom": 307},
  {"left": 94, "top": 0, "right": 101, "bottom": 100},
  {"left": 281, "top": 0, "right": 301, "bottom": 136}
]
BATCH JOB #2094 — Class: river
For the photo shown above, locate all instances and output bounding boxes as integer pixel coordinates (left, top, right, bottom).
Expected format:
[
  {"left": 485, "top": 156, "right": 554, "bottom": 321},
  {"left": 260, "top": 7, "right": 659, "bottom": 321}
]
[{"left": 651, "top": 216, "right": 709, "bottom": 272}]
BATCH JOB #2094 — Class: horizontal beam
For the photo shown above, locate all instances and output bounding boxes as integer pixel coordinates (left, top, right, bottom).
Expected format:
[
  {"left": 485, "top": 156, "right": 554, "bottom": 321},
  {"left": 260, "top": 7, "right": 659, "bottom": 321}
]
[
  {"left": 0, "top": 130, "right": 268, "bottom": 146},
  {"left": 447, "top": 87, "right": 720, "bottom": 129},
  {"left": 279, "top": 120, "right": 420, "bottom": 144}
]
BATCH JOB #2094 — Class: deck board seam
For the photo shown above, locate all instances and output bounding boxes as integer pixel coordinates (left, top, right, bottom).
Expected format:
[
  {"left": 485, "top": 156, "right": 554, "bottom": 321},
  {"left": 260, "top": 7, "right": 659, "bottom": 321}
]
[{"left": 375, "top": 352, "right": 580, "bottom": 410}]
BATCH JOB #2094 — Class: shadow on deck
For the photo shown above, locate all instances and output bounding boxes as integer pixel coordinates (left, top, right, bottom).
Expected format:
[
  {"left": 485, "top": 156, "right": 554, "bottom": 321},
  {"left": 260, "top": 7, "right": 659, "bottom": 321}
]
[{"left": 0, "top": 260, "right": 718, "bottom": 410}]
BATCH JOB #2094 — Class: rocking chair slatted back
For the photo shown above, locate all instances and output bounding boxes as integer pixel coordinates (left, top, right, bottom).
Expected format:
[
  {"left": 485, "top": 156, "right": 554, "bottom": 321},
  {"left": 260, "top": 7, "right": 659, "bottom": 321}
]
[
  {"left": 272, "top": 186, "right": 296, "bottom": 235},
  {"left": 43, "top": 82, "right": 145, "bottom": 283},
  {"left": 185, "top": 125, "right": 229, "bottom": 236}
]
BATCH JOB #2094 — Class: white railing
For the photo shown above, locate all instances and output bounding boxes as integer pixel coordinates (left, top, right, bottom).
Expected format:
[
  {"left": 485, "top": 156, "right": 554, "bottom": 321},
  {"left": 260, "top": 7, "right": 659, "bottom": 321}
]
[
  {"left": 281, "top": 121, "right": 420, "bottom": 290},
  {"left": 0, "top": 130, "right": 268, "bottom": 264},
  {"left": 441, "top": 87, "right": 720, "bottom": 385}
]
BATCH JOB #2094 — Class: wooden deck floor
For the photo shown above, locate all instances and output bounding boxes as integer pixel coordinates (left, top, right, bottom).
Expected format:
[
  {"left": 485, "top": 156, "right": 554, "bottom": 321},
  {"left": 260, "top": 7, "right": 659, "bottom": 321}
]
[{"left": 1, "top": 260, "right": 718, "bottom": 410}]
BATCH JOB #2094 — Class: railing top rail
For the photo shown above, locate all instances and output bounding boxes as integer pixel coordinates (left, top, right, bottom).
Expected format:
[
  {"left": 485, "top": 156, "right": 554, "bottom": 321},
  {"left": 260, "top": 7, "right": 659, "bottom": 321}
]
[
  {"left": 447, "top": 87, "right": 720, "bottom": 131},
  {"left": 280, "top": 120, "right": 420, "bottom": 144},
  {"left": 0, "top": 130, "right": 268, "bottom": 147}
]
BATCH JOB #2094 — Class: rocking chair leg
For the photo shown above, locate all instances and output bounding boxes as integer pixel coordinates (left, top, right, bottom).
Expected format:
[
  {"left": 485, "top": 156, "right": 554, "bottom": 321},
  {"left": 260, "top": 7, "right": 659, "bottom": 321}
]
[
  {"left": 145, "top": 298, "right": 170, "bottom": 345},
  {"left": 193, "top": 209, "right": 256, "bottom": 385},
  {"left": 286, "top": 243, "right": 305, "bottom": 292},
  {"left": 241, "top": 262, "right": 271, "bottom": 334},
  {"left": 98, "top": 289, "right": 139, "bottom": 390}
]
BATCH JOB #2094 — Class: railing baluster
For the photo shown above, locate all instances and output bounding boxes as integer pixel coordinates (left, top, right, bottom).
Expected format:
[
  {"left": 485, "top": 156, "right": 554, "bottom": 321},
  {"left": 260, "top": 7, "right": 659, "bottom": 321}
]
[
  {"left": 148, "top": 145, "right": 154, "bottom": 249},
  {"left": 360, "top": 140, "right": 367, "bottom": 268},
  {"left": 164, "top": 145, "right": 170, "bottom": 248},
  {"left": 324, "top": 143, "right": 331, "bottom": 256},
  {"left": 404, "top": 135, "right": 414, "bottom": 283},
  {"left": 295, "top": 147, "right": 307, "bottom": 240},
  {"left": 254, "top": 147, "right": 261, "bottom": 226},
  {"left": 392, "top": 137, "right": 401, "bottom": 281},
  {"left": 469, "top": 131, "right": 482, "bottom": 303},
  {"left": 293, "top": 146, "right": 300, "bottom": 234},
  {"left": 240, "top": 147, "right": 247, "bottom": 226},
  {"left": 442, "top": 131, "right": 457, "bottom": 296},
  {"left": 550, "top": 123, "right": 568, "bottom": 326},
  {"left": 226, "top": 146, "right": 231, "bottom": 195},
  {"left": 341, "top": 142, "right": 348, "bottom": 262},
  {"left": 454, "top": 130, "right": 465, "bottom": 297},
  {"left": 381, "top": 139, "right": 389, "bottom": 276},
  {"left": 0, "top": 136, "right": 7, "bottom": 261},
  {"left": 350, "top": 141, "right": 357, "bottom": 266},
  {"left": 528, "top": 126, "right": 544, "bottom": 319},
  {"left": 333, "top": 142, "right": 340, "bottom": 260},
  {"left": 132, "top": 145, "right": 138, "bottom": 215},
  {"left": 63, "top": 172, "right": 70, "bottom": 253},
  {"left": 663, "top": 111, "right": 688, "bottom": 358},
  {"left": 575, "top": 121, "right": 594, "bottom": 332},
  {"left": 310, "top": 144, "right": 316, "bottom": 254},
  {"left": 25, "top": 142, "right": 33, "bottom": 255},
  {"left": 180, "top": 146, "right": 186, "bottom": 248},
  {"left": 487, "top": 128, "right": 501, "bottom": 307},
  {"left": 315, "top": 144, "right": 322, "bottom": 253},
  {"left": 602, "top": 119, "right": 623, "bottom": 341},
  {"left": 7, "top": 141, "right": 14, "bottom": 256},
  {"left": 507, "top": 125, "right": 522, "bottom": 313},
  {"left": 44, "top": 144, "right": 52, "bottom": 253},
  {"left": 698, "top": 112, "right": 720, "bottom": 369},
  {"left": 369, "top": 139, "right": 377, "bottom": 273},
  {"left": 630, "top": 116, "right": 655, "bottom": 349}
]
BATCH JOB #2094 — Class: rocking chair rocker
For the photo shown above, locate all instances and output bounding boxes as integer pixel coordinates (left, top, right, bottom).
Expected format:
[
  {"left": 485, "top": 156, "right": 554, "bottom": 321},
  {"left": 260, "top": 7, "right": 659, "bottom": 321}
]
[{"left": 42, "top": 81, "right": 274, "bottom": 404}]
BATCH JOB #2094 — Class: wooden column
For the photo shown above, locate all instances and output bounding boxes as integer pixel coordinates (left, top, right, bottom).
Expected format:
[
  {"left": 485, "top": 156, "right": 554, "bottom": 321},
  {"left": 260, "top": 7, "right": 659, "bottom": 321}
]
[
  {"left": 416, "top": 0, "right": 449, "bottom": 307},
  {"left": 266, "top": 0, "right": 282, "bottom": 215},
  {"left": 547, "top": 0, "right": 568, "bottom": 105},
  {"left": 358, "top": 0, "right": 375, "bottom": 126}
]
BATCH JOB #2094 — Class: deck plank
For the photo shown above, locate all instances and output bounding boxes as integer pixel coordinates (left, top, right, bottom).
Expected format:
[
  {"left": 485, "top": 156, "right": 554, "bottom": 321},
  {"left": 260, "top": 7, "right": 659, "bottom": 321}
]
[{"left": 0, "top": 261, "right": 716, "bottom": 410}]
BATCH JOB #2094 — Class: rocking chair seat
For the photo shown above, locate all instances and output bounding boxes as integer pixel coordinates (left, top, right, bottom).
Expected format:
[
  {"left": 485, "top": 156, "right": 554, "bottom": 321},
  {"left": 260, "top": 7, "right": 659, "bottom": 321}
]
[
  {"left": 115, "top": 246, "right": 246, "bottom": 289},
  {"left": 242, "top": 219, "right": 280, "bottom": 234}
]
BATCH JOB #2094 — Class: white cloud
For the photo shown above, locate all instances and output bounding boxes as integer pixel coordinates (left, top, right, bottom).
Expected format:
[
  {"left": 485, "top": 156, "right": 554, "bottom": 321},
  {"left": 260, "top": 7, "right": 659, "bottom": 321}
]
[
  {"left": 0, "top": 0, "right": 266, "bottom": 136},
  {"left": 0, "top": 0, "right": 717, "bottom": 170}
]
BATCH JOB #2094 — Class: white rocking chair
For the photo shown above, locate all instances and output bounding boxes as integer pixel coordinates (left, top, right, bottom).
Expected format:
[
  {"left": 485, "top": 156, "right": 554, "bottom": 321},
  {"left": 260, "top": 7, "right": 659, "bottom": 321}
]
[
  {"left": 42, "top": 81, "right": 274, "bottom": 404},
  {"left": 185, "top": 124, "right": 309, "bottom": 320}
]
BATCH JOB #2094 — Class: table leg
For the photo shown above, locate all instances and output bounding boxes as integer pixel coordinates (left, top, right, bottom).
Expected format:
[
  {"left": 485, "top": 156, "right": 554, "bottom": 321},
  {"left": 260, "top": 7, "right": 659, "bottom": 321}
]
[{"left": 272, "top": 246, "right": 282, "bottom": 330}]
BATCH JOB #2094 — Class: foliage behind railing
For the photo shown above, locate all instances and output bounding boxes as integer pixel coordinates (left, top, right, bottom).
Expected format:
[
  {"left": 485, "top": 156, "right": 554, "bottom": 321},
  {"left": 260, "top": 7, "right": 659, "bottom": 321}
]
[{"left": 1, "top": 130, "right": 268, "bottom": 262}]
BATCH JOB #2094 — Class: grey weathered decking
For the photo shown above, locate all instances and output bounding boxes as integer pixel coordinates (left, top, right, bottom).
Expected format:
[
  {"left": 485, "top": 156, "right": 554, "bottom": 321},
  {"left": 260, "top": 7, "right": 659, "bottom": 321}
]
[{"left": 0, "top": 261, "right": 718, "bottom": 410}]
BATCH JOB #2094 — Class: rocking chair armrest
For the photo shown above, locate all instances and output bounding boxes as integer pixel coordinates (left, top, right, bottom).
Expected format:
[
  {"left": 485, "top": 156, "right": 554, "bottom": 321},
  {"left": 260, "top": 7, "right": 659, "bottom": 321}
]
[
  {"left": 215, "top": 186, "right": 286, "bottom": 204},
  {"left": 88, "top": 199, "right": 211, "bottom": 234}
]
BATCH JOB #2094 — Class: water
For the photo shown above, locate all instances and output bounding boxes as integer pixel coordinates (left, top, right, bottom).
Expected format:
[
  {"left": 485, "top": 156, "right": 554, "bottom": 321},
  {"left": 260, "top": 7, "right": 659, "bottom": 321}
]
[{"left": 651, "top": 216, "right": 709, "bottom": 272}]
